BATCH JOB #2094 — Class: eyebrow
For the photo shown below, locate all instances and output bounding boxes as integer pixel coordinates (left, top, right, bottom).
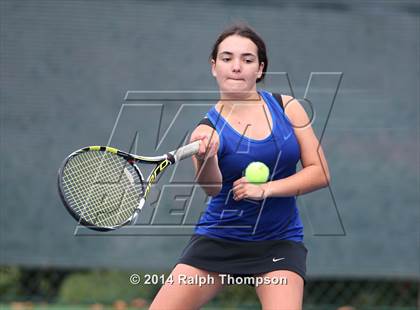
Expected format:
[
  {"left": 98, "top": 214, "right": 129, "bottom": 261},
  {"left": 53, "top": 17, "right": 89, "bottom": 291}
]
[{"left": 219, "top": 51, "right": 256, "bottom": 57}]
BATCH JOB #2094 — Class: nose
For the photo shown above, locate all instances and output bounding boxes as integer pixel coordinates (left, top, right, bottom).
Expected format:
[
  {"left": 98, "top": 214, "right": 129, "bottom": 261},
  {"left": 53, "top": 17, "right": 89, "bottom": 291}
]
[{"left": 231, "top": 58, "right": 241, "bottom": 73}]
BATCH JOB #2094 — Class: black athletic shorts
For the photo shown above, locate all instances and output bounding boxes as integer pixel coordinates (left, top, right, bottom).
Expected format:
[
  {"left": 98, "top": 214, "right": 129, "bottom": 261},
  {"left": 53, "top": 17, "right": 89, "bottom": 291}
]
[{"left": 177, "top": 234, "right": 308, "bottom": 285}]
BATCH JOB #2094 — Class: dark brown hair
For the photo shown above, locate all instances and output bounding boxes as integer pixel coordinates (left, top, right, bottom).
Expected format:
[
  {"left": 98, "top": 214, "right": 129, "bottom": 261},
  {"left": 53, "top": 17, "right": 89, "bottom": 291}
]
[{"left": 210, "top": 24, "right": 268, "bottom": 83}]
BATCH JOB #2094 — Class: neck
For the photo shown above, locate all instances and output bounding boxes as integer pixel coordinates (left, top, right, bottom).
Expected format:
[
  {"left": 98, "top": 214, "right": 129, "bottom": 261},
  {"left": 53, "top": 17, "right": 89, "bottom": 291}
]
[{"left": 216, "top": 91, "right": 264, "bottom": 117}]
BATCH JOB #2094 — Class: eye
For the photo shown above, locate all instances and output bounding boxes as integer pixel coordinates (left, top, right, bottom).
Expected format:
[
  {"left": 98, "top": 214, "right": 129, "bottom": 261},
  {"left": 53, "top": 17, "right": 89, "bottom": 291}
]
[
  {"left": 244, "top": 58, "right": 255, "bottom": 64},
  {"left": 221, "top": 57, "right": 231, "bottom": 62}
]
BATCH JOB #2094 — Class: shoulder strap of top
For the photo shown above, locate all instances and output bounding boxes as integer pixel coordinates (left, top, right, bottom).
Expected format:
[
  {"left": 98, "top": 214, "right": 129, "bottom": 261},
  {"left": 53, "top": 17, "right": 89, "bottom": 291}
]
[
  {"left": 272, "top": 93, "right": 284, "bottom": 111},
  {"left": 196, "top": 116, "right": 216, "bottom": 130}
]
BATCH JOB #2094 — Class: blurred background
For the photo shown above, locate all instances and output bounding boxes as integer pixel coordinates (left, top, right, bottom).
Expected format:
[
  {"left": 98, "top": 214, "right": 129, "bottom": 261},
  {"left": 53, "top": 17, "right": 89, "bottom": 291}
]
[{"left": 1, "top": 0, "right": 418, "bottom": 309}]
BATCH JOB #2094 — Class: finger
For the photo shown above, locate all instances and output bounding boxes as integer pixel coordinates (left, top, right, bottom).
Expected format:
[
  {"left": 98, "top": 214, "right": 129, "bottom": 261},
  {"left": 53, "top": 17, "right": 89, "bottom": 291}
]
[
  {"left": 233, "top": 192, "right": 243, "bottom": 201},
  {"left": 235, "top": 192, "right": 245, "bottom": 201},
  {"left": 206, "top": 141, "right": 214, "bottom": 157},
  {"left": 232, "top": 183, "right": 243, "bottom": 194},
  {"left": 207, "top": 143, "right": 214, "bottom": 157},
  {"left": 200, "top": 137, "right": 209, "bottom": 154},
  {"left": 234, "top": 188, "right": 246, "bottom": 198},
  {"left": 232, "top": 186, "right": 237, "bottom": 196},
  {"left": 232, "top": 186, "right": 241, "bottom": 197},
  {"left": 189, "top": 136, "right": 199, "bottom": 143},
  {"left": 233, "top": 177, "right": 246, "bottom": 187},
  {"left": 210, "top": 140, "right": 217, "bottom": 151},
  {"left": 195, "top": 138, "right": 208, "bottom": 160},
  {"left": 210, "top": 141, "right": 218, "bottom": 156},
  {"left": 258, "top": 187, "right": 265, "bottom": 199},
  {"left": 191, "top": 134, "right": 207, "bottom": 143}
]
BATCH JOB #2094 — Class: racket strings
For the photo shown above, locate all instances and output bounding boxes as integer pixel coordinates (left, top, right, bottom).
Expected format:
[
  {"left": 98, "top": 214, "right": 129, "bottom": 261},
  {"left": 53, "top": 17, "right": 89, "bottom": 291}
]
[
  {"left": 61, "top": 151, "right": 144, "bottom": 228},
  {"left": 77, "top": 153, "right": 142, "bottom": 226},
  {"left": 64, "top": 152, "right": 142, "bottom": 226}
]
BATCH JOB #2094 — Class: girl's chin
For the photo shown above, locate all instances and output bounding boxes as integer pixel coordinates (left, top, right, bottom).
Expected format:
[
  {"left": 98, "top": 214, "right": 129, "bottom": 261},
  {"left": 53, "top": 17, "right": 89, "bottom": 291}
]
[
  {"left": 220, "top": 85, "right": 255, "bottom": 94},
  {"left": 219, "top": 89, "right": 257, "bottom": 100}
]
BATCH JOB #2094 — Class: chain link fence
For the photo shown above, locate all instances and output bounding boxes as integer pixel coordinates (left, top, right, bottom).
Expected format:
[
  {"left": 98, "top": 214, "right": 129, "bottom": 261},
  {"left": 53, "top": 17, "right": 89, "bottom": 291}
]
[{"left": 0, "top": 267, "right": 418, "bottom": 309}]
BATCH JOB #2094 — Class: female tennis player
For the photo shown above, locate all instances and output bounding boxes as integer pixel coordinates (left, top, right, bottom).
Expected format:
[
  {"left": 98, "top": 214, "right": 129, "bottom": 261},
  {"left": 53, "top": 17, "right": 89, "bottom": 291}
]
[{"left": 150, "top": 24, "right": 330, "bottom": 310}]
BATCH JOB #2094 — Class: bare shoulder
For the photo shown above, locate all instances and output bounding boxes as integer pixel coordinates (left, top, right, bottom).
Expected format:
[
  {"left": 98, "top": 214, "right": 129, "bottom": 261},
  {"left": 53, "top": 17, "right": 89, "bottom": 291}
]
[
  {"left": 280, "top": 95, "right": 330, "bottom": 177},
  {"left": 280, "top": 95, "right": 311, "bottom": 129}
]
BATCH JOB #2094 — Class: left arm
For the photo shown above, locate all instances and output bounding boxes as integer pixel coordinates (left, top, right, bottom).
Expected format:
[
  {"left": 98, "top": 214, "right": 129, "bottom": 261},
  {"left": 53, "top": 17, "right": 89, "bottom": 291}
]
[{"left": 232, "top": 96, "right": 330, "bottom": 200}]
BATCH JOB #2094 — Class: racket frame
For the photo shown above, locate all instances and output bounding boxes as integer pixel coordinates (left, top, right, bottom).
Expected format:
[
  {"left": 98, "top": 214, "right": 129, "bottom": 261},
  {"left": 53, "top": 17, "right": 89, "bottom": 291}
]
[{"left": 57, "top": 141, "right": 199, "bottom": 231}]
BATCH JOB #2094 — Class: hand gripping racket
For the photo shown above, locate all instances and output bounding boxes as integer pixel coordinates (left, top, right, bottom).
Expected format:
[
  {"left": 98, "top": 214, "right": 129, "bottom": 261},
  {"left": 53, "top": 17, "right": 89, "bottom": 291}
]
[{"left": 57, "top": 141, "right": 200, "bottom": 231}]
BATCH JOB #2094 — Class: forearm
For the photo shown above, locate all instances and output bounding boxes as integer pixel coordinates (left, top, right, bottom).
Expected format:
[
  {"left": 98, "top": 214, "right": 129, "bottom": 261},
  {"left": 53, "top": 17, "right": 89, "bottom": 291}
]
[
  {"left": 262, "top": 165, "right": 330, "bottom": 198},
  {"left": 193, "top": 156, "right": 222, "bottom": 196}
]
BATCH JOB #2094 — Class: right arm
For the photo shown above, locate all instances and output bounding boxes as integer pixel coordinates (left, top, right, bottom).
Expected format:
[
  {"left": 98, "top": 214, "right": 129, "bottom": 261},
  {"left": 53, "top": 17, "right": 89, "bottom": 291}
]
[{"left": 190, "top": 124, "right": 222, "bottom": 197}]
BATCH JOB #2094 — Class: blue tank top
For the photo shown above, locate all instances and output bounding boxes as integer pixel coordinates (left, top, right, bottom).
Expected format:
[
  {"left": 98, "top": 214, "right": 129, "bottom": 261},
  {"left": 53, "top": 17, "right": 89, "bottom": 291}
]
[{"left": 194, "top": 90, "right": 304, "bottom": 242}]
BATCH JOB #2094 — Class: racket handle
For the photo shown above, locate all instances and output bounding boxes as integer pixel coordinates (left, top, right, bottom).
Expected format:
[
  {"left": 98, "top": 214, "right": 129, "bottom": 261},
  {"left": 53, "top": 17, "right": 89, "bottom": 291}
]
[{"left": 172, "top": 141, "right": 200, "bottom": 162}]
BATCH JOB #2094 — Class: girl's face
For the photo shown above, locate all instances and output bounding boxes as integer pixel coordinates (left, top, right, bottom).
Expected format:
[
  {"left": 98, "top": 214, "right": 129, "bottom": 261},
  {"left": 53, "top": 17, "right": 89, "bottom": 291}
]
[{"left": 211, "top": 35, "right": 264, "bottom": 98}]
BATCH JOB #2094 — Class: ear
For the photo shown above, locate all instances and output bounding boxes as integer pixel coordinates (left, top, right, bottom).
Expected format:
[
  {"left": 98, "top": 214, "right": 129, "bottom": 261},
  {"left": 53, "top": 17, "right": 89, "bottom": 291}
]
[
  {"left": 211, "top": 59, "right": 217, "bottom": 77},
  {"left": 257, "top": 62, "right": 265, "bottom": 79}
]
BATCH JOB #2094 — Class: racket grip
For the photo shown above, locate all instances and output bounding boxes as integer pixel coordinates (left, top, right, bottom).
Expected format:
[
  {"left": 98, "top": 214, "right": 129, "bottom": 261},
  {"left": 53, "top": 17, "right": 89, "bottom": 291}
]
[{"left": 172, "top": 141, "right": 200, "bottom": 162}]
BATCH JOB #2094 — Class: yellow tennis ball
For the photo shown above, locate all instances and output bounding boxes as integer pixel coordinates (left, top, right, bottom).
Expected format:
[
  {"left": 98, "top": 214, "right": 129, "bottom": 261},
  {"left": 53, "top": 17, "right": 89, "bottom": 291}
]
[{"left": 245, "top": 162, "right": 270, "bottom": 183}]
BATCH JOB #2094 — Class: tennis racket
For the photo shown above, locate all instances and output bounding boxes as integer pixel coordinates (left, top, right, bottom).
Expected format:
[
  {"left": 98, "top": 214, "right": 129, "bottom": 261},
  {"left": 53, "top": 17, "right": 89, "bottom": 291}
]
[{"left": 57, "top": 141, "right": 200, "bottom": 231}]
